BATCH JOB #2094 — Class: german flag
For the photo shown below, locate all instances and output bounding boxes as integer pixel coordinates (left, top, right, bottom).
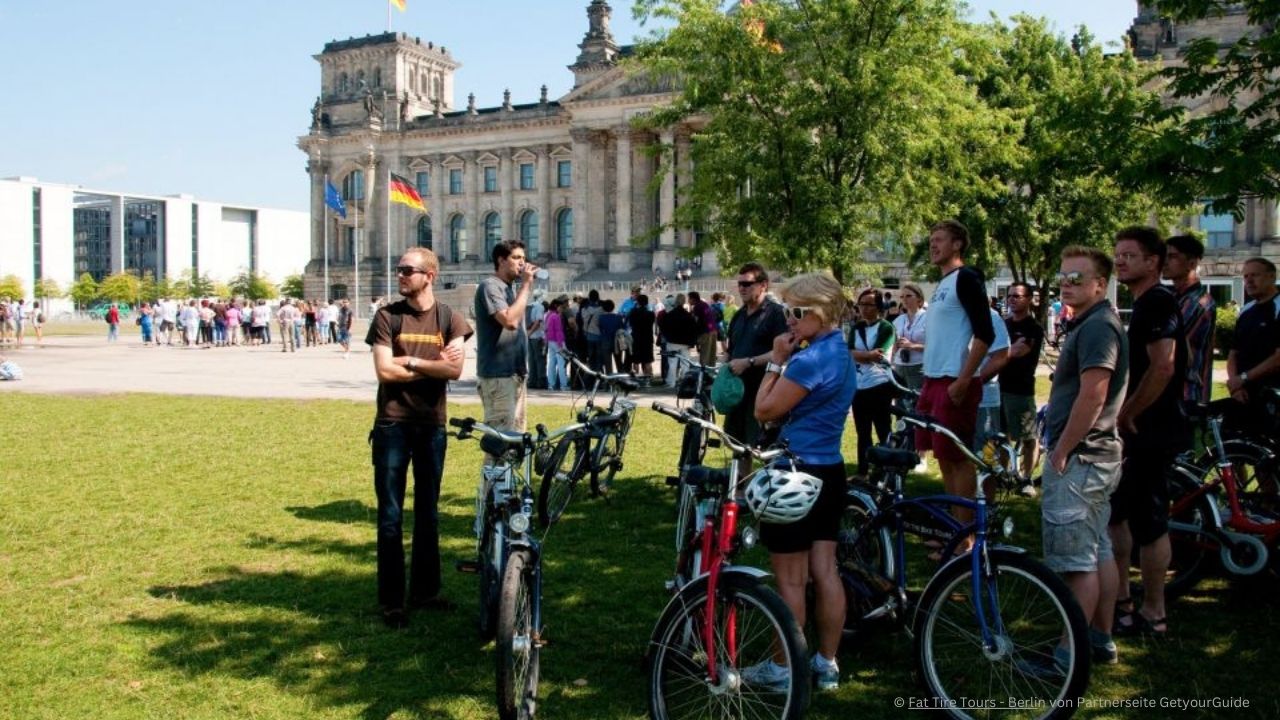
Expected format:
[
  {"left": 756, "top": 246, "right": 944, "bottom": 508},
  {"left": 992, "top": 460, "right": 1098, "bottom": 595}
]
[{"left": 389, "top": 173, "right": 427, "bottom": 213}]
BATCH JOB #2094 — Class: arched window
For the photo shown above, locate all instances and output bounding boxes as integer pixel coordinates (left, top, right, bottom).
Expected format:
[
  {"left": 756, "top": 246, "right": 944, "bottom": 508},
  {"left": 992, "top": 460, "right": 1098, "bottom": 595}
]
[
  {"left": 519, "top": 210, "right": 539, "bottom": 256},
  {"left": 449, "top": 214, "right": 465, "bottom": 262},
  {"left": 373, "top": 67, "right": 381, "bottom": 88},
  {"left": 421, "top": 74, "right": 428, "bottom": 95},
  {"left": 356, "top": 69, "right": 365, "bottom": 88},
  {"left": 484, "top": 212, "right": 502, "bottom": 257},
  {"left": 417, "top": 216, "right": 432, "bottom": 250},
  {"left": 434, "top": 75, "right": 443, "bottom": 101},
  {"left": 338, "top": 72, "right": 349, "bottom": 94},
  {"left": 342, "top": 170, "right": 364, "bottom": 202},
  {"left": 555, "top": 208, "right": 573, "bottom": 261}
]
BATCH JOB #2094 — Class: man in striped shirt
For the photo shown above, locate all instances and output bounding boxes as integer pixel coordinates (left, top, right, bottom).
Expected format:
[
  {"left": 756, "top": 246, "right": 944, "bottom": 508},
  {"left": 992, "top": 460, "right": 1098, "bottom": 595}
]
[{"left": 1164, "top": 235, "right": 1216, "bottom": 407}]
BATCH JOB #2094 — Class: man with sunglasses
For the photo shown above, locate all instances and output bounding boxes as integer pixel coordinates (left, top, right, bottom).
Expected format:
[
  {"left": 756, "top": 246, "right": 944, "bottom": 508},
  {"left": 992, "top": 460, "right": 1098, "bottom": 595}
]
[
  {"left": 724, "top": 262, "right": 789, "bottom": 467},
  {"left": 474, "top": 240, "right": 538, "bottom": 441},
  {"left": 1110, "top": 226, "right": 1188, "bottom": 639},
  {"left": 918, "top": 220, "right": 997, "bottom": 528},
  {"left": 367, "top": 248, "right": 473, "bottom": 628},
  {"left": 1041, "top": 246, "right": 1128, "bottom": 665}
]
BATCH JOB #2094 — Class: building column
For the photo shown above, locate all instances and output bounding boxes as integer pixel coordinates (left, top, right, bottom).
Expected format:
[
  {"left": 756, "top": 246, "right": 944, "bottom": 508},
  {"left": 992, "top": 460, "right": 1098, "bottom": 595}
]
[
  {"left": 501, "top": 148, "right": 514, "bottom": 252},
  {"left": 675, "top": 130, "right": 694, "bottom": 249},
  {"left": 654, "top": 129, "right": 677, "bottom": 273},
  {"left": 609, "top": 126, "right": 634, "bottom": 273},
  {"left": 570, "top": 128, "right": 592, "bottom": 265},
  {"left": 109, "top": 195, "right": 126, "bottom": 274},
  {"left": 537, "top": 146, "right": 552, "bottom": 261},
  {"left": 465, "top": 151, "right": 479, "bottom": 262},
  {"left": 431, "top": 157, "right": 446, "bottom": 262}
]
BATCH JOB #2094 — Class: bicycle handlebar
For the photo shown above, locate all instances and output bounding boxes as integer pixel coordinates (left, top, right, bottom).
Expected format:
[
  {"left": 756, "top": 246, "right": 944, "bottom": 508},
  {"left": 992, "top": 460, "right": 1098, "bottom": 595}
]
[
  {"left": 874, "top": 361, "right": 919, "bottom": 400},
  {"left": 897, "top": 412, "right": 986, "bottom": 468},
  {"left": 662, "top": 351, "right": 719, "bottom": 374},
  {"left": 449, "top": 416, "right": 531, "bottom": 446},
  {"left": 558, "top": 348, "right": 635, "bottom": 387},
  {"left": 652, "top": 402, "right": 789, "bottom": 462}
]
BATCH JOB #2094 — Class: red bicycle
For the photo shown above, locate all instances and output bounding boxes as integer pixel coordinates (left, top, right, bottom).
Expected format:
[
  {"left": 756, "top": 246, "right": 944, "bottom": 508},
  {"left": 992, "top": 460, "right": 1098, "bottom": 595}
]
[{"left": 645, "top": 402, "right": 811, "bottom": 720}]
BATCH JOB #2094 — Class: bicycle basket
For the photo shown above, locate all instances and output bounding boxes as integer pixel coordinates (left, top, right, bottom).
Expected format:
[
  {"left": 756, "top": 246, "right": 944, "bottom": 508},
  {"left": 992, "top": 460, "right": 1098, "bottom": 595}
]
[{"left": 676, "top": 371, "right": 701, "bottom": 400}]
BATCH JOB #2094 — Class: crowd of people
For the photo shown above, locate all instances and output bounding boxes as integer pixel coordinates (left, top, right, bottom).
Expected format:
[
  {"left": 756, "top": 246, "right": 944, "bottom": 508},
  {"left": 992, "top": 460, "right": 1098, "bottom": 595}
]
[
  {"left": 0, "top": 297, "right": 45, "bottom": 348},
  {"left": 100, "top": 297, "right": 357, "bottom": 356},
  {"left": 361, "top": 226, "right": 1280, "bottom": 693}
]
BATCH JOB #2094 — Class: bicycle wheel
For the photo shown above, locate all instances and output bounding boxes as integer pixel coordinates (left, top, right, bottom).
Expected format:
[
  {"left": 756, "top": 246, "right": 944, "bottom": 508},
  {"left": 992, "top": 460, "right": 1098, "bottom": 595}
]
[
  {"left": 478, "top": 523, "right": 501, "bottom": 641},
  {"left": 672, "top": 484, "right": 701, "bottom": 589},
  {"left": 538, "top": 435, "right": 587, "bottom": 528},
  {"left": 497, "top": 550, "right": 540, "bottom": 720},
  {"left": 1165, "top": 468, "right": 1216, "bottom": 599},
  {"left": 590, "top": 429, "right": 622, "bottom": 497},
  {"left": 914, "top": 548, "right": 1089, "bottom": 719},
  {"left": 647, "top": 573, "right": 810, "bottom": 720},
  {"left": 836, "top": 494, "right": 894, "bottom": 636}
]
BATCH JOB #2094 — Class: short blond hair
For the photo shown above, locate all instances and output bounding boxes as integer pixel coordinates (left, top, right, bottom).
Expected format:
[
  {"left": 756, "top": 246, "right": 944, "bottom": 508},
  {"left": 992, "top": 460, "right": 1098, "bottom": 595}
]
[
  {"left": 779, "top": 272, "right": 846, "bottom": 328},
  {"left": 402, "top": 247, "right": 440, "bottom": 275}
]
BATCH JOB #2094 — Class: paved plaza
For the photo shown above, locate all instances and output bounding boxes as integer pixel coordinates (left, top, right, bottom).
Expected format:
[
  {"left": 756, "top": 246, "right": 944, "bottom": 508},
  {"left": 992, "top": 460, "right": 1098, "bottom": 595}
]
[{"left": 0, "top": 334, "right": 678, "bottom": 405}]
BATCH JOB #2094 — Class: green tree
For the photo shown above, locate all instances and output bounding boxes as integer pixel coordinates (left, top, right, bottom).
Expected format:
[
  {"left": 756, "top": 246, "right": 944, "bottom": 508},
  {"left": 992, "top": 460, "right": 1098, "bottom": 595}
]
[
  {"left": 172, "top": 269, "right": 214, "bottom": 299},
  {"left": 34, "top": 278, "right": 63, "bottom": 303},
  {"left": 947, "top": 17, "right": 1183, "bottom": 300},
  {"left": 229, "top": 270, "right": 277, "bottom": 301},
  {"left": 98, "top": 273, "right": 141, "bottom": 304},
  {"left": 69, "top": 273, "right": 99, "bottom": 309},
  {"left": 138, "top": 272, "right": 160, "bottom": 304},
  {"left": 280, "top": 274, "right": 305, "bottom": 299},
  {"left": 1144, "top": 0, "right": 1280, "bottom": 213},
  {"left": 632, "top": 0, "right": 998, "bottom": 282},
  {"left": 0, "top": 274, "right": 25, "bottom": 300}
]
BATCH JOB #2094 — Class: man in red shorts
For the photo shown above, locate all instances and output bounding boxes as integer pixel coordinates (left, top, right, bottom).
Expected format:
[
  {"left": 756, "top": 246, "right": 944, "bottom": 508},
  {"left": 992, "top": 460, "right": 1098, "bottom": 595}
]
[{"left": 917, "top": 221, "right": 996, "bottom": 532}]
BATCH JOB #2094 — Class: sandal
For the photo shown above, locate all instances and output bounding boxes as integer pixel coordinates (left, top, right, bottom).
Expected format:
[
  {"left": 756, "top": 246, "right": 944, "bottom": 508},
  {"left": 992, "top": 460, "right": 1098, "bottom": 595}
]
[
  {"left": 1113, "top": 598, "right": 1137, "bottom": 633},
  {"left": 1115, "top": 612, "right": 1168, "bottom": 638}
]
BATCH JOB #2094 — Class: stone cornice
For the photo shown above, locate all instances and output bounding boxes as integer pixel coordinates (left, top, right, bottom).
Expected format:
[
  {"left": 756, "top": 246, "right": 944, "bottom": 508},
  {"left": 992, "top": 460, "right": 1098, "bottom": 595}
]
[{"left": 563, "top": 92, "right": 677, "bottom": 111}]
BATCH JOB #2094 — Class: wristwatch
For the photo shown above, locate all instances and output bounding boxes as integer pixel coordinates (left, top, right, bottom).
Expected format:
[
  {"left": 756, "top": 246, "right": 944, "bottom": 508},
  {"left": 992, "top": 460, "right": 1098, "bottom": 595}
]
[
  {"left": 747, "top": 356, "right": 756, "bottom": 367},
  {"left": 407, "top": 357, "right": 419, "bottom": 371},
  {"left": 765, "top": 361, "right": 786, "bottom": 375},
  {"left": 1240, "top": 371, "right": 1250, "bottom": 383}
]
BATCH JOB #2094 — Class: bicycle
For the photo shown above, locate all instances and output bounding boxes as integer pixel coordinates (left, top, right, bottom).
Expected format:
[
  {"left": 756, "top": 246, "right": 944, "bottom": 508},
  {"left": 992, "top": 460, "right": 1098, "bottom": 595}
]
[
  {"left": 534, "top": 350, "right": 638, "bottom": 528},
  {"left": 449, "top": 417, "right": 545, "bottom": 720},
  {"left": 647, "top": 402, "right": 812, "bottom": 720},
  {"left": 840, "top": 412, "right": 1090, "bottom": 719},
  {"left": 664, "top": 351, "right": 720, "bottom": 468},
  {"left": 1160, "top": 401, "right": 1277, "bottom": 598}
]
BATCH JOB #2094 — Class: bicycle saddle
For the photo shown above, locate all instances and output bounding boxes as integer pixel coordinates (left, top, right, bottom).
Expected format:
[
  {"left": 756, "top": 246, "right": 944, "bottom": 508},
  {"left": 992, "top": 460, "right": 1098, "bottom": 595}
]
[
  {"left": 868, "top": 446, "right": 921, "bottom": 469},
  {"left": 683, "top": 465, "right": 731, "bottom": 492},
  {"left": 480, "top": 433, "right": 527, "bottom": 461}
]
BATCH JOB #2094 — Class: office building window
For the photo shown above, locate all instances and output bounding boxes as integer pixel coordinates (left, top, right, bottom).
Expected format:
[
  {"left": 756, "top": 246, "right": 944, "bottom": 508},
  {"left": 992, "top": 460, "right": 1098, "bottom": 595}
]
[
  {"left": 32, "top": 188, "right": 42, "bottom": 282},
  {"left": 483, "top": 166, "right": 497, "bottom": 193},
  {"left": 1200, "top": 204, "right": 1235, "bottom": 249},
  {"left": 416, "top": 171, "right": 430, "bottom": 197},
  {"left": 417, "top": 216, "right": 432, "bottom": 249},
  {"left": 343, "top": 170, "right": 364, "bottom": 202},
  {"left": 519, "top": 163, "right": 535, "bottom": 190},
  {"left": 484, "top": 212, "right": 502, "bottom": 256},
  {"left": 449, "top": 214, "right": 465, "bottom": 261},
  {"left": 449, "top": 168, "right": 463, "bottom": 195},
  {"left": 557, "top": 160, "right": 572, "bottom": 188},
  {"left": 519, "top": 210, "right": 539, "bottom": 256},
  {"left": 556, "top": 208, "right": 573, "bottom": 260}
]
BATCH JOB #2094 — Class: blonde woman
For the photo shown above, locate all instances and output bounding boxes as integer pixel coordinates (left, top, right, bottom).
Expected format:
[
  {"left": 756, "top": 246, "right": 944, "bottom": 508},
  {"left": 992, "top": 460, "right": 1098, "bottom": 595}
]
[
  {"left": 893, "top": 282, "right": 927, "bottom": 392},
  {"left": 751, "top": 271, "right": 857, "bottom": 692}
]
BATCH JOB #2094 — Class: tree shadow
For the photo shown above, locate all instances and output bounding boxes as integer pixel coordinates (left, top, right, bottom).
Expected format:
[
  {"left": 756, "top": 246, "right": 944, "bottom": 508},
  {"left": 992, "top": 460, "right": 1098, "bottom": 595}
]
[{"left": 286, "top": 499, "right": 374, "bottom": 525}]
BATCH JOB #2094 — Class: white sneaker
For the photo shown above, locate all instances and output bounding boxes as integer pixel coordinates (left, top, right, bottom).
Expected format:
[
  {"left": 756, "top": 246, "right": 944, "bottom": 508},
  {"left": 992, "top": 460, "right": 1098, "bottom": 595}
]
[
  {"left": 739, "top": 660, "right": 790, "bottom": 691},
  {"left": 811, "top": 655, "right": 840, "bottom": 692}
]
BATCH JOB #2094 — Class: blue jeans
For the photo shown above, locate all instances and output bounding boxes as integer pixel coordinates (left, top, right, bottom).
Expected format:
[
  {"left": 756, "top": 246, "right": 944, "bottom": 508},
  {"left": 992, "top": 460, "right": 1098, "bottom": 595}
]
[
  {"left": 371, "top": 421, "right": 448, "bottom": 611},
  {"left": 107, "top": 323, "right": 119, "bottom": 342}
]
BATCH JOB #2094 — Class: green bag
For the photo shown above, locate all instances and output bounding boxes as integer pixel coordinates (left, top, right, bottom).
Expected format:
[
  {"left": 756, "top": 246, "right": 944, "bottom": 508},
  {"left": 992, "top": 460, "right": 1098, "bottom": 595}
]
[{"left": 711, "top": 364, "right": 745, "bottom": 414}]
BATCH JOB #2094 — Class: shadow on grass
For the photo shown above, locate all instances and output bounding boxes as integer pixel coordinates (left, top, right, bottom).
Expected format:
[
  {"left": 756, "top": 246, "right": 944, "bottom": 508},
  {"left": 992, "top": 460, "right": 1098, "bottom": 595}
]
[
  {"left": 286, "top": 499, "right": 375, "bottom": 525},
  {"left": 132, "top": 556, "right": 499, "bottom": 720}
]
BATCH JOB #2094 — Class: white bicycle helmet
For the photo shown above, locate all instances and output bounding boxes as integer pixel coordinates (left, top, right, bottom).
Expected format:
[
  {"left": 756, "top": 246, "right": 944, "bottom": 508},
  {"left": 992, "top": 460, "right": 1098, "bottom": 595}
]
[{"left": 743, "top": 465, "right": 823, "bottom": 524}]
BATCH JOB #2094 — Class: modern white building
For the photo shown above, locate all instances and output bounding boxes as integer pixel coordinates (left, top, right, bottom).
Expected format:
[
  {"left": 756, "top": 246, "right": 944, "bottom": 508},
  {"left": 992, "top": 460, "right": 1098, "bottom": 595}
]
[{"left": 0, "top": 176, "right": 308, "bottom": 310}]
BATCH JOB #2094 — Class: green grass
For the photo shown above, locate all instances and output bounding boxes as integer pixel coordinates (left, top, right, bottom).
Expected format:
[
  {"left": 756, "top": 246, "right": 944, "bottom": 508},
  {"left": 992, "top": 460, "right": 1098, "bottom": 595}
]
[{"left": 0, "top": 392, "right": 1276, "bottom": 719}]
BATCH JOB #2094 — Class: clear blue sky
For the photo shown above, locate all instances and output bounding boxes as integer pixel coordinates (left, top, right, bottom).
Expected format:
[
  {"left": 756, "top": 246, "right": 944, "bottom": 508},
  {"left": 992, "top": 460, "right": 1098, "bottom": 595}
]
[{"left": 0, "top": 1, "right": 1139, "bottom": 212}]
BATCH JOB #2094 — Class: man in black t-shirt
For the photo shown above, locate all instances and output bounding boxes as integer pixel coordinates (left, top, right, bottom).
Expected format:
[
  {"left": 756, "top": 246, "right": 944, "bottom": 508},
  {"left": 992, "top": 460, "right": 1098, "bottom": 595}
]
[
  {"left": 724, "top": 262, "right": 789, "bottom": 461},
  {"left": 1109, "top": 227, "right": 1187, "bottom": 639},
  {"left": 1226, "top": 257, "right": 1280, "bottom": 432},
  {"left": 998, "top": 282, "right": 1045, "bottom": 487},
  {"left": 366, "top": 248, "right": 474, "bottom": 628}
]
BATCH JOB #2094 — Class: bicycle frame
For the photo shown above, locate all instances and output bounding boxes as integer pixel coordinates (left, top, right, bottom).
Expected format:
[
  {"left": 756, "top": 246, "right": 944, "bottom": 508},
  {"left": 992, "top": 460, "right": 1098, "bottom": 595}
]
[{"left": 1170, "top": 413, "right": 1280, "bottom": 547}]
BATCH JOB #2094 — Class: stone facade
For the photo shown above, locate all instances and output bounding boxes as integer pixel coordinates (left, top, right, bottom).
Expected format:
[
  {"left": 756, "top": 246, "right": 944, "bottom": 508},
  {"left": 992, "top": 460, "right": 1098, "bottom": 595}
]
[
  {"left": 297, "top": 1, "right": 713, "bottom": 305},
  {"left": 1128, "top": 2, "right": 1280, "bottom": 295}
]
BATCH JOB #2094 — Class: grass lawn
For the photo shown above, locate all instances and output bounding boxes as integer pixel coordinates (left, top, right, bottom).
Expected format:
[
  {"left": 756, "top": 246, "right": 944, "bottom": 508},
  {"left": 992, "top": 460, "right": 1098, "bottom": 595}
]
[{"left": 1, "top": 392, "right": 1276, "bottom": 719}]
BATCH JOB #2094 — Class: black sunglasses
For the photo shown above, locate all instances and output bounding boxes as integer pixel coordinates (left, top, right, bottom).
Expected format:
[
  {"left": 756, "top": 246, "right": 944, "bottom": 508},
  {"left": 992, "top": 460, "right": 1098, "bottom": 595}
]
[
  {"left": 737, "top": 280, "right": 759, "bottom": 288},
  {"left": 396, "top": 265, "right": 428, "bottom": 277}
]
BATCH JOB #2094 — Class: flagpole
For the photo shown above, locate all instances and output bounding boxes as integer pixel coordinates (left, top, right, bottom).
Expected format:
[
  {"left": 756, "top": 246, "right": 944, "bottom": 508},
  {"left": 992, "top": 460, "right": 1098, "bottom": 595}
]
[
  {"left": 385, "top": 164, "right": 392, "bottom": 301},
  {"left": 323, "top": 174, "right": 330, "bottom": 302},
  {"left": 386, "top": 0, "right": 391, "bottom": 33}
]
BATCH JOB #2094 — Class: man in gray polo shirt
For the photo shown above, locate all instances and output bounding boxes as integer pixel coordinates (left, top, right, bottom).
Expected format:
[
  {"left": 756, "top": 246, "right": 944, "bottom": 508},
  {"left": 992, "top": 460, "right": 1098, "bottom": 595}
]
[
  {"left": 1042, "top": 246, "right": 1129, "bottom": 666},
  {"left": 474, "top": 240, "right": 538, "bottom": 436}
]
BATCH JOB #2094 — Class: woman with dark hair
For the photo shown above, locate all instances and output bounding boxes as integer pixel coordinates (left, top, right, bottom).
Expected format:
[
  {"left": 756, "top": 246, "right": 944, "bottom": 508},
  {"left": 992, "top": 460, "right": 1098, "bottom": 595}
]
[
  {"left": 849, "top": 288, "right": 897, "bottom": 477},
  {"left": 627, "top": 293, "right": 656, "bottom": 383}
]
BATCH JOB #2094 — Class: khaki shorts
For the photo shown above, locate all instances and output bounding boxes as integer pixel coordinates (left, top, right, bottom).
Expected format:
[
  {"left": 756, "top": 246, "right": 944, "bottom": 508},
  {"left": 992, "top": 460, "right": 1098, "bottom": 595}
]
[
  {"left": 477, "top": 376, "right": 527, "bottom": 433},
  {"left": 1000, "top": 393, "right": 1037, "bottom": 442},
  {"left": 1041, "top": 454, "right": 1121, "bottom": 574}
]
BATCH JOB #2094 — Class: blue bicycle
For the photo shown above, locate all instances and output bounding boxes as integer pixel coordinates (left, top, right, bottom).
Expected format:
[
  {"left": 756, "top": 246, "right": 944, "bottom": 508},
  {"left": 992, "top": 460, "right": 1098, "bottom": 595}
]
[{"left": 839, "top": 413, "right": 1090, "bottom": 719}]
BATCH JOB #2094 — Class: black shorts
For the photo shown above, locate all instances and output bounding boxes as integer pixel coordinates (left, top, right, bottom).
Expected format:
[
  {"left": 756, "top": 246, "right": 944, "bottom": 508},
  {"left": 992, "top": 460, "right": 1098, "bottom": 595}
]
[
  {"left": 760, "top": 463, "right": 847, "bottom": 554},
  {"left": 1109, "top": 447, "right": 1175, "bottom": 546}
]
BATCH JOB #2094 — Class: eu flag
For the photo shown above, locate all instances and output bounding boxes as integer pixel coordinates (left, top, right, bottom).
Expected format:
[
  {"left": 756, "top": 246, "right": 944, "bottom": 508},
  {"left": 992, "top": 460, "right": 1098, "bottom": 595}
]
[{"left": 325, "top": 179, "right": 347, "bottom": 219}]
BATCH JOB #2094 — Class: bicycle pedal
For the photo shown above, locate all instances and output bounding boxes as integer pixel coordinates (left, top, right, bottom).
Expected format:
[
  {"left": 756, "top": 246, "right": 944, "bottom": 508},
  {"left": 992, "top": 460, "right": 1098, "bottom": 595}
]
[{"left": 454, "top": 560, "right": 481, "bottom": 574}]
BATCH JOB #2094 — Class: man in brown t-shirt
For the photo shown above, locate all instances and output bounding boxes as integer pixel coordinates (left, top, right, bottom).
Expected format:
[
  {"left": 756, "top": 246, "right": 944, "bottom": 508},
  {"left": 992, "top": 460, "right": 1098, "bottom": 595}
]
[{"left": 366, "top": 247, "right": 473, "bottom": 628}]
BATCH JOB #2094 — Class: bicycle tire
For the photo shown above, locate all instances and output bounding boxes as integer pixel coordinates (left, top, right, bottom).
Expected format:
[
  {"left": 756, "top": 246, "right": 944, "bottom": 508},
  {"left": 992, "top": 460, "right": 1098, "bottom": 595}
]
[
  {"left": 1165, "top": 468, "right": 1216, "bottom": 599},
  {"left": 1201, "top": 441, "right": 1280, "bottom": 516},
  {"left": 671, "top": 484, "right": 701, "bottom": 589},
  {"left": 538, "top": 435, "right": 587, "bottom": 528},
  {"left": 590, "top": 429, "right": 622, "bottom": 497},
  {"left": 913, "top": 548, "right": 1089, "bottom": 719},
  {"left": 478, "top": 522, "right": 501, "bottom": 641},
  {"left": 646, "top": 573, "right": 810, "bottom": 720},
  {"left": 497, "top": 549, "right": 540, "bottom": 720}
]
